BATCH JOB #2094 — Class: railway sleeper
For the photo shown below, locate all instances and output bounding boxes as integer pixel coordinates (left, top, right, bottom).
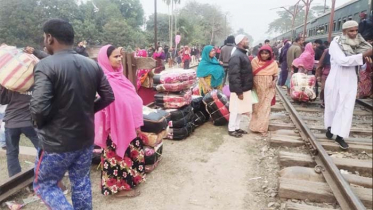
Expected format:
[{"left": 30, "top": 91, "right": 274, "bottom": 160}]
[
  {"left": 278, "top": 151, "right": 373, "bottom": 178},
  {"left": 278, "top": 178, "right": 372, "bottom": 209},
  {"left": 284, "top": 201, "right": 340, "bottom": 210},
  {"left": 270, "top": 135, "right": 373, "bottom": 154}
]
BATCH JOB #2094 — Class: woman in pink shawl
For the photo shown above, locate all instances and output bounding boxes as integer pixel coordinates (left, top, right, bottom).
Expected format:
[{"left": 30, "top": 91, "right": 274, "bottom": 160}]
[
  {"left": 292, "top": 42, "right": 315, "bottom": 73},
  {"left": 95, "top": 45, "right": 145, "bottom": 197}
]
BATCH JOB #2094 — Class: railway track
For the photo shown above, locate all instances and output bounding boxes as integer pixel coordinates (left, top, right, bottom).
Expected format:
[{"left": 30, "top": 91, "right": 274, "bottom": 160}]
[
  {"left": 356, "top": 98, "right": 373, "bottom": 111},
  {"left": 270, "top": 86, "right": 372, "bottom": 210}
]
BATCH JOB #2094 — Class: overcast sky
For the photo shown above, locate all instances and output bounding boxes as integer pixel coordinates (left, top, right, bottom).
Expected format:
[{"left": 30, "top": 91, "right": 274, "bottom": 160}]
[{"left": 140, "top": 0, "right": 351, "bottom": 44}]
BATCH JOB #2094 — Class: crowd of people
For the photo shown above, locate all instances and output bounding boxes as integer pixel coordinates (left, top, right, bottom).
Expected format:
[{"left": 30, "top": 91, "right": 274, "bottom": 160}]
[{"left": 0, "top": 12, "right": 372, "bottom": 209}]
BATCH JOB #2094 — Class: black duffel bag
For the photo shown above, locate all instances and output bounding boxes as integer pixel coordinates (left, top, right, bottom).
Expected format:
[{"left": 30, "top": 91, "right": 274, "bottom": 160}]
[
  {"left": 141, "top": 107, "right": 170, "bottom": 133},
  {"left": 166, "top": 122, "right": 195, "bottom": 140}
]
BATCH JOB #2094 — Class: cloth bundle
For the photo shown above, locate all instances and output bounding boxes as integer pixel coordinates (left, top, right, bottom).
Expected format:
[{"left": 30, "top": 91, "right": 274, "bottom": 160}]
[
  {"left": 155, "top": 90, "right": 192, "bottom": 109},
  {"left": 155, "top": 80, "right": 194, "bottom": 92},
  {"left": 144, "top": 141, "right": 163, "bottom": 166},
  {"left": 203, "top": 90, "right": 230, "bottom": 126},
  {"left": 153, "top": 69, "right": 196, "bottom": 84},
  {"left": 153, "top": 69, "right": 196, "bottom": 92},
  {"left": 290, "top": 73, "right": 317, "bottom": 102},
  {"left": 141, "top": 129, "right": 167, "bottom": 147},
  {"left": 0, "top": 45, "right": 39, "bottom": 92}
]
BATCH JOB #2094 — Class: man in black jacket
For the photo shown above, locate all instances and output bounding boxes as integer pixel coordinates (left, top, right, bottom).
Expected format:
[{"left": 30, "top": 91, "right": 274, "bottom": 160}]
[
  {"left": 31, "top": 19, "right": 114, "bottom": 210},
  {"left": 228, "top": 35, "right": 253, "bottom": 138}
]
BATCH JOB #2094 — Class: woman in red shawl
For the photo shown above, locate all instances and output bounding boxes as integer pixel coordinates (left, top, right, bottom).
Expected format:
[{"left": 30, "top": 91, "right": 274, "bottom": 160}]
[
  {"left": 182, "top": 46, "right": 191, "bottom": 69},
  {"left": 95, "top": 45, "right": 145, "bottom": 197},
  {"left": 249, "top": 46, "right": 278, "bottom": 136}
]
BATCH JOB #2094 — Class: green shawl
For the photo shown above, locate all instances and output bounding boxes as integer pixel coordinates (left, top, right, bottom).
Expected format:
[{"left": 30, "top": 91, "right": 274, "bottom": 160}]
[{"left": 196, "top": 45, "right": 225, "bottom": 88}]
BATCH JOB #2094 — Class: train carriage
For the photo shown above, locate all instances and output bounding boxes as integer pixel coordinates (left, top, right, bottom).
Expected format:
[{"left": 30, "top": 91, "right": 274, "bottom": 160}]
[{"left": 272, "top": 0, "right": 372, "bottom": 42}]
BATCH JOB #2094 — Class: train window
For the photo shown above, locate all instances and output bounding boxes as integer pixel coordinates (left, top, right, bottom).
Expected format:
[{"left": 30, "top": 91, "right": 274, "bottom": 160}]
[
  {"left": 343, "top": 18, "right": 346, "bottom": 23},
  {"left": 348, "top": 16, "right": 352, "bottom": 20},
  {"left": 325, "top": 25, "right": 328, "bottom": 33},
  {"left": 337, "top": 20, "right": 341, "bottom": 31},
  {"left": 333, "top": 21, "right": 336, "bottom": 31}
]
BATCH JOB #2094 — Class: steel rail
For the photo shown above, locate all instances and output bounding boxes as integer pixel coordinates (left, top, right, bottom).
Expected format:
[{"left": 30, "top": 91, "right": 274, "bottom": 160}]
[
  {"left": 276, "top": 86, "right": 366, "bottom": 210},
  {"left": 356, "top": 99, "right": 373, "bottom": 111},
  {"left": 0, "top": 168, "right": 34, "bottom": 202}
]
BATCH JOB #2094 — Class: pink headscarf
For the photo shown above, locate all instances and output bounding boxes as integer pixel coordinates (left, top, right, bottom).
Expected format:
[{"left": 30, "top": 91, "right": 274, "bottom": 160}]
[
  {"left": 292, "top": 43, "right": 315, "bottom": 71},
  {"left": 94, "top": 45, "right": 144, "bottom": 158}
]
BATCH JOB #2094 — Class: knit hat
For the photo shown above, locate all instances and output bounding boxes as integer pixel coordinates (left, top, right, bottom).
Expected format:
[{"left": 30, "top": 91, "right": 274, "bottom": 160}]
[
  {"left": 227, "top": 35, "right": 235, "bottom": 44},
  {"left": 235, "top": 34, "right": 246, "bottom": 45},
  {"left": 342, "top": 20, "right": 358, "bottom": 30}
]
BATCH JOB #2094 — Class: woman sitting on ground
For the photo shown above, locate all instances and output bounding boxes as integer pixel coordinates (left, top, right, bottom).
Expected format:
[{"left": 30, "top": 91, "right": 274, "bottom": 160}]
[
  {"left": 95, "top": 45, "right": 145, "bottom": 197},
  {"left": 196, "top": 45, "right": 225, "bottom": 96},
  {"left": 249, "top": 45, "right": 278, "bottom": 136},
  {"left": 292, "top": 42, "right": 315, "bottom": 74}
]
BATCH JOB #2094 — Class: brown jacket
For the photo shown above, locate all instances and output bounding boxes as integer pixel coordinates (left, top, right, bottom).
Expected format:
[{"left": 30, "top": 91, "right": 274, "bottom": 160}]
[
  {"left": 286, "top": 43, "right": 302, "bottom": 71},
  {"left": 219, "top": 43, "right": 235, "bottom": 67}
]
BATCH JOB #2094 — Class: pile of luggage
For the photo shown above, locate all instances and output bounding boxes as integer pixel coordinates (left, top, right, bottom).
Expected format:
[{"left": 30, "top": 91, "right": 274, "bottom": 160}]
[
  {"left": 141, "top": 106, "right": 170, "bottom": 173},
  {"left": 153, "top": 69, "right": 199, "bottom": 140}
]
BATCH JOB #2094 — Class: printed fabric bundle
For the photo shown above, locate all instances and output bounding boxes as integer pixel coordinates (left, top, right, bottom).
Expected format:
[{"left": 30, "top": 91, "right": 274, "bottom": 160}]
[
  {"left": 153, "top": 69, "right": 196, "bottom": 92},
  {"left": 154, "top": 90, "right": 192, "bottom": 109},
  {"left": 290, "top": 73, "right": 317, "bottom": 102}
]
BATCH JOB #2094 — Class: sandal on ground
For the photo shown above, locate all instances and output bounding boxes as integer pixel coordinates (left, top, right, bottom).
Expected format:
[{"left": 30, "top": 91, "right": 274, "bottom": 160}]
[
  {"left": 235, "top": 129, "right": 248, "bottom": 134},
  {"left": 115, "top": 189, "right": 141, "bottom": 198},
  {"left": 228, "top": 131, "right": 243, "bottom": 138}
]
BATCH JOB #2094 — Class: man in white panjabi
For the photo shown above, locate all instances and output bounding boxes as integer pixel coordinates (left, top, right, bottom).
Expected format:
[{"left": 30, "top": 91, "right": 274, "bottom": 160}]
[
  {"left": 324, "top": 20, "right": 372, "bottom": 149},
  {"left": 227, "top": 35, "right": 253, "bottom": 138}
]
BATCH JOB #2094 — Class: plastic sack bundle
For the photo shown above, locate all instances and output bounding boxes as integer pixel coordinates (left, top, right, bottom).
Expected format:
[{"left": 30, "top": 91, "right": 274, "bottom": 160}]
[
  {"left": 155, "top": 90, "right": 192, "bottom": 109},
  {"left": 203, "top": 90, "right": 229, "bottom": 126},
  {"left": 141, "top": 106, "right": 170, "bottom": 133},
  {"left": 290, "top": 73, "right": 317, "bottom": 102},
  {"left": 0, "top": 45, "right": 39, "bottom": 92}
]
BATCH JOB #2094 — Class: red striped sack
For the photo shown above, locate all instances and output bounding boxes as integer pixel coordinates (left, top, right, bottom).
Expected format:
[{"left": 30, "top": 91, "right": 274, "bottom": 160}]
[{"left": 0, "top": 45, "right": 39, "bottom": 92}]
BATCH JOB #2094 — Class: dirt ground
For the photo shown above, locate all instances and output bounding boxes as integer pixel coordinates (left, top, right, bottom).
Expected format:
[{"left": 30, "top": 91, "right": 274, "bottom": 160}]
[{"left": 1, "top": 116, "right": 282, "bottom": 210}]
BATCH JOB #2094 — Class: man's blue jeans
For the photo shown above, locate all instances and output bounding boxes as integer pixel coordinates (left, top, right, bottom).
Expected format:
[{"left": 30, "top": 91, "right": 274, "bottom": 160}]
[{"left": 5, "top": 126, "right": 39, "bottom": 177}]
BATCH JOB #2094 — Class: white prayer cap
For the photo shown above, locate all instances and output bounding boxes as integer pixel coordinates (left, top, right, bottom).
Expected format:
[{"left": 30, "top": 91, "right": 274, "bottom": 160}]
[
  {"left": 235, "top": 34, "right": 246, "bottom": 45},
  {"left": 342, "top": 20, "right": 359, "bottom": 30}
]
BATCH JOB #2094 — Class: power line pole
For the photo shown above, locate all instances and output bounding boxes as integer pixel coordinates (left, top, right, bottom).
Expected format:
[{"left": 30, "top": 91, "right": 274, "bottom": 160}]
[
  {"left": 154, "top": 0, "right": 158, "bottom": 49},
  {"left": 302, "top": 0, "right": 313, "bottom": 39},
  {"left": 328, "top": 0, "right": 336, "bottom": 42},
  {"left": 271, "top": 0, "right": 302, "bottom": 41}
]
